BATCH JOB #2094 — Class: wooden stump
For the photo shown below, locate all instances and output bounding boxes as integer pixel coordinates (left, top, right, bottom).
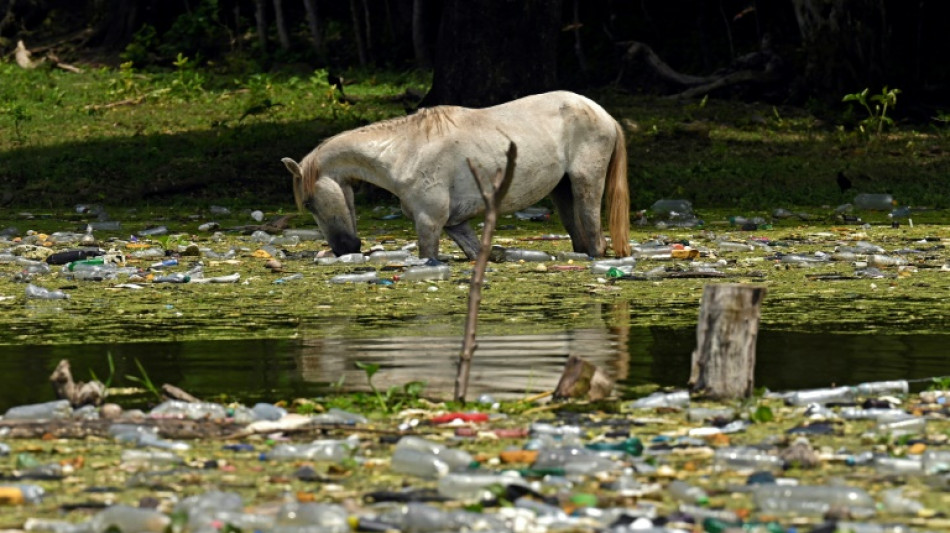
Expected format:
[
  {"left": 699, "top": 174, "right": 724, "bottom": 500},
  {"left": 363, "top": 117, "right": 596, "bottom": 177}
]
[
  {"left": 689, "top": 283, "right": 766, "bottom": 399},
  {"left": 553, "top": 355, "right": 614, "bottom": 401}
]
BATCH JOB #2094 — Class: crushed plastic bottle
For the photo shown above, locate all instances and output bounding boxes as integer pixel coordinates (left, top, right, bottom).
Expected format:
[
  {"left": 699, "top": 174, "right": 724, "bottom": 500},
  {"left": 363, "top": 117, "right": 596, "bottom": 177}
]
[
  {"left": 503, "top": 248, "right": 552, "bottom": 262},
  {"left": 88, "top": 504, "right": 170, "bottom": 533},
  {"left": 148, "top": 400, "right": 228, "bottom": 420},
  {"left": 436, "top": 471, "right": 528, "bottom": 501},
  {"left": 25, "top": 284, "right": 69, "bottom": 300},
  {"left": 531, "top": 446, "right": 621, "bottom": 475},
  {"left": 591, "top": 257, "right": 636, "bottom": 274},
  {"left": 390, "top": 436, "right": 474, "bottom": 479},
  {"left": 316, "top": 252, "right": 366, "bottom": 265},
  {"left": 714, "top": 446, "right": 784, "bottom": 471},
  {"left": 650, "top": 199, "right": 693, "bottom": 216}
]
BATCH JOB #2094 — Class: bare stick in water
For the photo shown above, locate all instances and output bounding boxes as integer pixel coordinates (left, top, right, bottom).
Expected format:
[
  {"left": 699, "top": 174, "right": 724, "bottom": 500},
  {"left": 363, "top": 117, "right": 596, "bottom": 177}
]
[{"left": 454, "top": 141, "right": 517, "bottom": 402}]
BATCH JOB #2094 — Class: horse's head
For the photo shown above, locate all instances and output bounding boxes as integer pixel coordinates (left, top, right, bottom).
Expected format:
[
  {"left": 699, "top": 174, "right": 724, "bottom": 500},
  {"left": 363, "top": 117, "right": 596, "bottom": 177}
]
[{"left": 282, "top": 157, "right": 362, "bottom": 256}]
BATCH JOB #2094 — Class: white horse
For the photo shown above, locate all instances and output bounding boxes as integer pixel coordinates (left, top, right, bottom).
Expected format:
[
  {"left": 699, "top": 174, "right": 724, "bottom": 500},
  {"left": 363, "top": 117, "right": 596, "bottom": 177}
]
[{"left": 282, "top": 90, "right": 631, "bottom": 259}]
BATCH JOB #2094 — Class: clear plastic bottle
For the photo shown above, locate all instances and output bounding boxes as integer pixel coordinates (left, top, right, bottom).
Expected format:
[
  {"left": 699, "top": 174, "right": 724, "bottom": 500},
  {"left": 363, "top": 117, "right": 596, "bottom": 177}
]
[
  {"left": 368, "top": 250, "right": 412, "bottom": 264},
  {"left": 436, "top": 472, "right": 527, "bottom": 500},
  {"left": 503, "top": 248, "right": 552, "bottom": 262},
  {"left": 855, "top": 380, "right": 909, "bottom": 396},
  {"left": 399, "top": 264, "right": 451, "bottom": 281},
  {"left": 68, "top": 266, "right": 118, "bottom": 281},
  {"left": 275, "top": 501, "right": 349, "bottom": 530},
  {"left": 784, "top": 386, "right": 856, "bottom": 406},
  {"left": 282, "top": 229, "right": 323, "bottom": 241},
  {"left": 667, "top": 480, "right": 708, "bottom": 504},
  {"left": 867, "top": 254, "right": 908, "bottom": 267},
  {"left": 872, "top": 455, "right": 923, "bottom": 475},
  {"left": 316, "top": 252, "right": 366, "bottom": 265},
  {"left": 251, "top": 402, "right": 286, "bottom": 421},
  {"left": 877, "top": 416, "right": 926, "bottom": 435},
  {"left": 329, "top": 270, "right": 377, "bottom": 284},
  {"left": 590, "top": 257, "right": 636, "bottom": 274},
  {"left": 267, "top": 437, "right": 356, "bottom": 463},
  {"left": 632, "top": 244, "right": 673, "bottom": 259},
  {"left": 555, "top": 251, "right": 591, "bottom": 262},
  {"left": 394, "top": 436, "right": 474, "bottom": 471},
  {"left": 713, "top": 446, "right": 784, "bottom": 471},
  {"left": 532, "top": 446, "right": 620, "bottom": 475},
  {"left": 718, "top": 241, "right": 755, "bottom": 253},
  {"left": 148, "top": 400, "right": 228, "bottom": 420},
  {"left": 753, "top": 484, "right": 875, "bottom": 516},
  {"left": 153, "top": 272, "right": 190, "bottom": 283},
  {"left": 4, "top": 399, "right": 73, "bottom": 420},
  {"left": 854, "top": 193, "right": 895, "bottom": 210},
  {"left": 629, "top": 390, "right": 690, "bottom": 409},
  {"left": 390, "top": 446, "right": 451, "bottom": 479},
  {"left": 922, "top": 449, "right": 950, "bottom": 475},
  {"left": 88, "top": 504, "right": 171, "bottom": 533},
  {"left": 120, "top": 449, "right": 184, "bottom": 467},
  {"left": 650, "top": 199, "right": 693, "bottom": 216}
]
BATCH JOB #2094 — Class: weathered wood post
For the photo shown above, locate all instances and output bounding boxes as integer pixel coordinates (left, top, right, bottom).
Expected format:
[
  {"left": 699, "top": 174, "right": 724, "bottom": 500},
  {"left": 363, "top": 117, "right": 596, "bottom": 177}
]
[{"left": 689, "top": 283, "right": 766, "bottom": 399}]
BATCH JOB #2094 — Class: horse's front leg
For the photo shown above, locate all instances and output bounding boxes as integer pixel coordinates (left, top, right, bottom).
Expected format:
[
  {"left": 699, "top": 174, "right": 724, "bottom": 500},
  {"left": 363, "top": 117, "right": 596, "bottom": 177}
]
[{"left": 413, "top": 213, "right": 444, "bottom": 259}]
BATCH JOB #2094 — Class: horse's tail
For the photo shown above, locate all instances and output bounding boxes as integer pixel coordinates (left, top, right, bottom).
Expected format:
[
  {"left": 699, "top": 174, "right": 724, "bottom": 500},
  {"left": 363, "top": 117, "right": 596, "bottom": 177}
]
[{"left": 605, "top": 120, "right": 631, "bottom": 257}]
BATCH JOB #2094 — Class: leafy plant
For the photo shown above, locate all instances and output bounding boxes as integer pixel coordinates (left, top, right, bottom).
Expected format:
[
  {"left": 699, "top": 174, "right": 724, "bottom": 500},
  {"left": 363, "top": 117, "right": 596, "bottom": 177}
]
[
  {"left": 0, "top": 101, "right": 30, "bottom": 143},
  {"left": 928, "top": 376, "right": 950, "bottom": 391},
  {"left": 169, "top": 53, "right": 206, "bottom": 98},
  {"left": 842, "top": 86, "right": 901, "bottom": 136},
  {"left": 353, "top": 361, "right": 426, "bottom": 413},
  {"left": 89, "top": 351, "right": 117, "bottom": 388},
  {"left": 125, "top": 358, "right": 162, "bottom": 400}
]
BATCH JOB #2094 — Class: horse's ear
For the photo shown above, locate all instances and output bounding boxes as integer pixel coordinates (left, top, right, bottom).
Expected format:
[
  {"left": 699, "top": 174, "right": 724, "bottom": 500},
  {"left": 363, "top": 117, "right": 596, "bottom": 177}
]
[{"left": 281, "top": 157, "right": 302, "bottom": 179}]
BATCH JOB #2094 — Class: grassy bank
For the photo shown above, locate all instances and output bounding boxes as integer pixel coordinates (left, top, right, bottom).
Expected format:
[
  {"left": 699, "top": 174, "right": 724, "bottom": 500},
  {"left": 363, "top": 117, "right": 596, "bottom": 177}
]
[{"left": 1, "top": 61, "right": 948, "bottom": 210}]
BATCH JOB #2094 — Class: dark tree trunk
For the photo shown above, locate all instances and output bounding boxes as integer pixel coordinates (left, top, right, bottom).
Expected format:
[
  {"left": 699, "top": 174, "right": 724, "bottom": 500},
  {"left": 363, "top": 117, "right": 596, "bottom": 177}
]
[
  {"left": 273, "top": 0, "right": 291, "bottom": 50},
  {"left": 411, "top": 0, "right": 430, "bottom": 69},
  {"left": 302, "top": 0, "right": 322, "bottom": 53},
  {"left": 349, "top": 0, "right": 367, "bottom": 66},
  {"left": 421, "top": 0, "right": 563, "bottom": 108},
  {"left": 254, "top": 0, "right": 268, "bottom": 53},
  {"left": 791, "top": 0, "right": 891, "bottom": 100},
  {"left": 96, "top": 0, "right": 142, "bottom": 50}
]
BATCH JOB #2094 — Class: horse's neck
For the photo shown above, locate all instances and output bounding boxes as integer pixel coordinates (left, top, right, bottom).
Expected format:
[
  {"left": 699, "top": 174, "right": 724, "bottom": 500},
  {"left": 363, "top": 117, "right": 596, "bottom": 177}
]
[{"left": 318, "top": 137, "right": 399, "bottom": 192}]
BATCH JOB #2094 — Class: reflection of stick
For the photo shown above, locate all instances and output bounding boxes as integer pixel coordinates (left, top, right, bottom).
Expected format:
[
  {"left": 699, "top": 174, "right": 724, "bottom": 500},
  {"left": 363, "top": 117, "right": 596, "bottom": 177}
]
[{"left": 454, "top": 142, "right": 517, "bottom": 403}]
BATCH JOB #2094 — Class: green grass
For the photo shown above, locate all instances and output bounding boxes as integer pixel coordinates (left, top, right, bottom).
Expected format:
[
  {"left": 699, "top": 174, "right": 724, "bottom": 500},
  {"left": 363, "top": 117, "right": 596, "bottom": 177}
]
[{"left": 1, "top": 59, "right": 949, "bottom": 211}]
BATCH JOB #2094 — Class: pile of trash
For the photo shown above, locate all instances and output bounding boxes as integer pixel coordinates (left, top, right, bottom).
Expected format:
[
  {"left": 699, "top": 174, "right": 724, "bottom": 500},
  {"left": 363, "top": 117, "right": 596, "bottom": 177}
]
[{"left": 1, "top": 377, "right": 949, "bottom": 532}]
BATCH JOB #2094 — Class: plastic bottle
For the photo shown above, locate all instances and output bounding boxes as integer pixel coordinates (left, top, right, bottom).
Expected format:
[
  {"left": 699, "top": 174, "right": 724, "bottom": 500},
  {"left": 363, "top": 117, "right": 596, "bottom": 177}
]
[
  {"left": 394, "top": 436, "right": 474, "bottom": 471},
  {"left": 275, "top": 501, "right": 349, "bottom": 530},
  {"left": 4, "top": 399, "right": 72, "bottom": 420},
  {"left": 877, "top": 416, "right": 926, "bottom": 435},
  {"left": 632, "top": 244, "right": 673, "bottom": 259},
  {"left": 555, "top": 251, "right": 591, "bottom": 262},
  {"left": 630, "top": 390, "right": 690, "bottom": 409},
  {"left": 120, "top": 449, "right": 184, "bottom": 467},
  {"left": 784, "top": 386, "right": 855, "bottom": 406},
  {"left": 397, "top": 264, "right": 451, "bottom": 282},
  {"left": 273, "top": 273, "right": 303, "bottom": 284},
  {"left": 436, "top": 472, "right": 527, "bottom": 500},
  {"left": 718, "top": 241, "right": 755, "bottom": 253},
  {"left": 267, "top": 437, "right": 356, "bottom": 463},
  {"left": 368, "top": 250, "right": 412, "bottom": 264},
  {"left": 872, "top": 455, "right": 923, "bottom": 475},
  {"left": 251, "top": 402, "right": 286, "bottom": 421},
  {"left": 503, "top": 248, "right": 552, "bottom": 262},
  {"left": 650, "top": 199, "right": 693, "bottom": 216},
  {"left": 329, "top": 270, "right": 377, "bottom": 284},
  {"left": 25, "top": 284, "right": 70, "bottom": 300},
  {"left": 23, "top": 518, "right": 86, "bottom": 533},
  {"left": 667, "top": 480, "right": 709, "bottom": 505},
  {"left": 149, "top": 400, "right": 228, "bottom": 420},
  {"left": 88, "top": 504, "right": 171, "bottom": 533},
  {"left": 586, "top": 438, "right": 644, "bottom": 457},
  {"left": 729, "top": 216, "right": 767, "bottom": 226},
  {"left": 854, "top": 193, "right": 895, "bottom": 210},
  {"left": 316, "top": 252, "right": 366, "bottom": 265},
  {"left": 856, "top": 380, "right": 909, "bottom": 396},
  {"left": 753, "top": 484, "right": 875, "bottom": 516},
  {"left": 68, "top": 266, "right": 118, "bottom": 281},
  {"left": 153, "top": 272, "right": 190, "bottom": 283},
  {"left": 390, "top": 446, "right": 451, "bottom": 479},
  {"left": 282, "top": 229, "right": 323, "bottom": 241},
  {"left": 713, "top": 447, "right": 784, "bottom": 471},
  {"left": 0, "top": 484, "right": 45, "bottom": 504},
  {"left": 138, "top": 226, "right": 169, "bottom": 237},
  {"left": 514, "top": 206, "right": 551, "bottom": 220},
  {"left": 590, "top": 257, "right": 636, "bottom": 274},
  {"left": 867, "top": 254, "right": 908, "bottom": 267},
  {"left": 779, "top": 253, "right": 829, "bottom": 265},
  {"left": 532, "top": 446, "right": 620, "bottom": 475},
  {"left": 687, "top": 407, "right": 736, "bottom": 422}
]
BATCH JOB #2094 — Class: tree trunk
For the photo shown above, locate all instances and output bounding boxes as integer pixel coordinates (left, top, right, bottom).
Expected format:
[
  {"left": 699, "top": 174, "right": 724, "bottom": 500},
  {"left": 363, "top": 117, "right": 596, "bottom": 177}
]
[
  {"left": 303, "top": 0, "right": 322, "bottom": 52},
  {"left": 273, "top": 0, "right": 291, "bottom": 50},
  {"left": 790, "top": 0, "right": 890, "bottom": 100},
  {"left": 689, "top": 283, "right": 766, "bottom": 399},
  {"left": 421, "top": 0, "right": 563, "bottom": 107},
  {"left": 349, "top": 0, "right": 367, "bottom": 66},
  {"left": 411, "top": 0, "right": 431, "bottom": 69},
  {"left": 362, "top": 0, "right": 374, "bottom": 63},
  {"left": 254, "top": 0, "right": 269, "bottom": 53}
]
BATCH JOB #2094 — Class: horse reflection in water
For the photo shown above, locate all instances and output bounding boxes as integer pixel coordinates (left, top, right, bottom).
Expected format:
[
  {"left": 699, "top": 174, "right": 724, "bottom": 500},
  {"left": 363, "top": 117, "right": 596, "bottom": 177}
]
[{"left": 296, "top": 303, "right": 631, "bottom": 400}]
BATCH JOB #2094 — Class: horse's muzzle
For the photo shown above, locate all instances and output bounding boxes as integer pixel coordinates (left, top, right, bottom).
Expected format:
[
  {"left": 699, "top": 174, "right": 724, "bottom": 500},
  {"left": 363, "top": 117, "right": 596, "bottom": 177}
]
[{"left": 329, "top": 234, "right": 362, "bottom": 256}]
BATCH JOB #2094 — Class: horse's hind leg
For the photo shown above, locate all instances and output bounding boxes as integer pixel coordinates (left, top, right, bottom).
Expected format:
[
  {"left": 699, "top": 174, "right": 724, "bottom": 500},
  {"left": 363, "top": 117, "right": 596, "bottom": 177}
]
[
  {"left": 551, "top": 176, "right": 588, "bottom": 253},
  {"left": 444, "top": 221, "right": 481, "bottom": 260},
  {"left": 568, "top": 173, "right": 607, "bottom": 257}
]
